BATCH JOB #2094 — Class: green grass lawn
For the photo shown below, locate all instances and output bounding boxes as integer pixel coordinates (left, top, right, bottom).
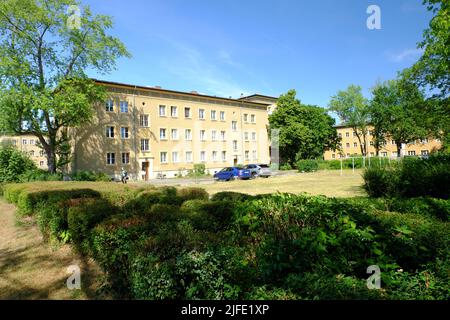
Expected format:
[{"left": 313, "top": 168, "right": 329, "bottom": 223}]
[{"left": 201, "top": 169, "right": 366, "bottom": 197}]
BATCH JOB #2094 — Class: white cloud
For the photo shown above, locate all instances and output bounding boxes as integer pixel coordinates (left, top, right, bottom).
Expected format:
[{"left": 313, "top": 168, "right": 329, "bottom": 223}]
[
  {"left": 159, "top": 40, "right": 251, "bottom": 98},
  {"left": 387, "top": 48, "right": 424, "bottom": 63}
]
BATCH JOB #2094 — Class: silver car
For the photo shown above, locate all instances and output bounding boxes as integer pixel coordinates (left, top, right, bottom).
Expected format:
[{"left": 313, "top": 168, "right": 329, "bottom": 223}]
[{"left": 244, "top": 163, "right": 272, "bottom": 178}]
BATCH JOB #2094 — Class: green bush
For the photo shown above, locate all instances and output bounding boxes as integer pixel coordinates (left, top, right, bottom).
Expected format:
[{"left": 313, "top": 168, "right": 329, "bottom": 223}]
[
  {"left": 211, "top": 191, "right": 254, "bottom": 202},
  {"left": 363, "top": 153, "right": 450, "bottom": 199},
  {"left": 181, "top": 200, "right": 235, "bottom": 232},
  {"left": 296, "top": 159, "right": 319, "bottom": 172},
  {"left": 279, "top": 163, "right": 293, "bottom": 170},
  {"left": 71, "top": 170, "right": 111, "bottom": 182},
  {"left": 0, "top": 146, "right": 37, "bottom": 183},
  {"left": 176, "top": 187, "right": 209, "bottom": 202},
  {"left": 19, "top": 169, "right": 63, "bottom": 182}
]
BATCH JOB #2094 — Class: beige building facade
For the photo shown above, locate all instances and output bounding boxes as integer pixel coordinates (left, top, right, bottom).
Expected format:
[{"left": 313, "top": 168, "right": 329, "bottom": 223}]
[
  {"left": 324, "top": 125, "right": 442, "bottom": 160},
  {"left": 70, "top": 80, "right": 272, "bottom": 180},
  {"left": 0, "top": 134, "right": 48, "bottom": 169}
]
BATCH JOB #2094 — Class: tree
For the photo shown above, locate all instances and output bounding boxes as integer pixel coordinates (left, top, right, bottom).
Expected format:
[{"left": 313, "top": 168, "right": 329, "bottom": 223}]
[
  {"left": 269, "top": 90, "right": 339, "bottom": 164},
  {"left": 411, "top": 0, "right": 449, "bottom": 98},
  {"left": 370, "top": 75, "right": 428, "bottom": 157},
  {"left": 328, "top": 85, "right": 370, "bottom": 156},
  {"left": 0, "top": 0, "right": 130, "bottom": 173},
  {"left": 0, "top": 144, "right": 36, "bottom": 182}
]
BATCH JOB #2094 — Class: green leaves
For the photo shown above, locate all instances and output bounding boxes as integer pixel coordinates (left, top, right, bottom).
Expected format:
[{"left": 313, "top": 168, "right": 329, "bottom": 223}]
[{"left": 269, "top": 89, "right": 339, "bottom": 163}]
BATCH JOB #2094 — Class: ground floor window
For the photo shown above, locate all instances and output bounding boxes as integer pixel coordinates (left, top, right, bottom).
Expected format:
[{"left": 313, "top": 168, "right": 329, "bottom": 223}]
[
  {"left": 122, "top": 152, "right": 130, "bottom": 164},
  {"left": 106, "top": 153, "right": 115, "bottom": 165}
]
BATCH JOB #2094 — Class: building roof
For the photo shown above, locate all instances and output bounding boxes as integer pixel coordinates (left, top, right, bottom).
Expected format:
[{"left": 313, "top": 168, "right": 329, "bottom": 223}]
[
  {"left": 92, "top": 79, "right": 271, "bottom": 108},
  {"left": 239, "top": 94, "right": 278, "bottom": 102}
]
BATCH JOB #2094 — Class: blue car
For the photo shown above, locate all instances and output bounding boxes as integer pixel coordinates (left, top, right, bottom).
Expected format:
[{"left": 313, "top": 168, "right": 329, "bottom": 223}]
[{"left": 214, "top": 167, "right": 251, "bottom": 181}]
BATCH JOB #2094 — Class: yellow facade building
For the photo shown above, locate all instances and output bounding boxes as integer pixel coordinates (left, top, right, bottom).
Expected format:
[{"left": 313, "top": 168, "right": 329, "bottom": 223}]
[
  {"left": 0, "top": 134, "right": 48, "bottom": 169},
  {"left": 69, "top": 80, "right": 273, "bottom": 180},
  {"left": 324, "top": 124, "right": 442, "bottom": 160}
]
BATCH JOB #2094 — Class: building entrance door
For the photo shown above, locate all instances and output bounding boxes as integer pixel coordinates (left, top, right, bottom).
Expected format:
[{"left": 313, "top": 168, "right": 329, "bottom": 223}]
[
  {"left": 141, "top": 161, "right": 149, "bottom": 181},
  {"left": 233, "top": 156, "right": 238, "bottom": 166}
]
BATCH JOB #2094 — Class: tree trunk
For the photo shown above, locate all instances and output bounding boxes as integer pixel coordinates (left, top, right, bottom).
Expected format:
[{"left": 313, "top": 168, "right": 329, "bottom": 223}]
[{"left": 396, "top": 142, "right": 402, "bottom": 158}]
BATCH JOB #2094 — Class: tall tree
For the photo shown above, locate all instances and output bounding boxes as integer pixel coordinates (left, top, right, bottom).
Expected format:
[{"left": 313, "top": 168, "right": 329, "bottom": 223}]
[
  {"left": 0, "top": 0, "right": 130, "bottom": 173},
  {"left": 269, "top": 89, "right": 339, "bottom": 164},
  {"left": 328, "top": 85, "right": 370, "bottom": 156},
  {"left": 370, "top": 75, "right": 428, "bottom": 157}
]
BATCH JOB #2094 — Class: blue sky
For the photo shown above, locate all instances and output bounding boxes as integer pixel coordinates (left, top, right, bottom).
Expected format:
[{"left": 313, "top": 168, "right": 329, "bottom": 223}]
[{"left": 85, "top": 0, "right": 432, "bottom": 108}]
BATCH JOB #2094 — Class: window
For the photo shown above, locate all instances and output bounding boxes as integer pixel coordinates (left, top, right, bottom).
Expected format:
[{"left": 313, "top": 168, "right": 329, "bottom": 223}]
[
  {"left": 198, "top": 109, "right": 205, "bottom": 119},
  {"left": 120, "top": 101, "right": 128, "bottom": 113},
  {"left": 252, "top": 132, "right": 256, "bottom": 141},
  {"left": 29, "top": 150, "right": 35, "bottom": 157},
  {"left": 11, "top": 140, "right": 17, "bottom": 146},
  {"left": 408, "top": 151, "right": 416, "bottom": 156},
  {"left": 245, "top": 151, "right": 249, "bottom": 160},
  {"left": 141, "top": 139, "right": 149, "bottom": 151},
  {"left": 211, "top": 110, "right": 217, "bottom": 120},
  {"left": 212, "top": 151, "right": 218, "bottom": 161},
  {"left": 105, "top": 100, "right": 114, "bottom": 112},
  {"left": 338, "top": 133, "right": 342, "bottom": 138},
  {"left": 368, "top": 131, "right": 373, "bottom": 136},
  {"left": 346, "top": 143, "right": 350, "bottom": 148},
  {"left": 140, "top": 115, "right": 149, "bottom": 127},
  {"left": 233, "top": 140, "right": 238, "bottom": 150},
  {"left": 220, "top": 111, "right": 225, "bottom": 121},
  {"left": 185, "top": 151, "right": 192, "bottom": 162},
  {"left": 172, "top": 151, "right": 179, "bottom": 163},
  {"left": 184, "top": 107, "right": 191, "bottom": 118},
  {"left": 160, "top": 152, "right": 168, "bottom": 163},
  {"left": 200, "top": 130, "right": 206, "bottom": 141},
  {"left": 30, "top": 140, "right": 35, "bottom": 145},
  {"left": 369, "top": 141, "right": 374, "bottom": 146},
  {"left": 421, "top": 150, "right": 429, "bottom": 156},
  {"left": 22, "top": 139, "right": 27, "bottom": 145},
  {"left": 353, "top": 132, "right": 357, "bottom": 137},
  {"left": 171, "top": 129, "right": 179, "bottom": 140},
  {"left": 370, "top": 152, "right": 375, "bottom": 156},
  {"left": 39, "top": 150, "right": 45, "bottom": 156},
  {"left": 211, "top": 130, "right": 217, "bottom": 141},
  {"left": 252, "top": 150, "right": 257, "bottom": 159},
  {"left": 160, "top": 128, "right": 167, "bottom": 140},
  {"left": 106, "top": 153, "right": 115, "bottom": 165},
  {"left": 353, "top": 142, "right": 358, "bottom": 147},
  {"left": 420, "top": 138, "right": 428, "bottom": 144},
  {"left": 200, "top": 151, "right": 206, "bottom": 162},
  {"left": 221, "top": 151, "right": 226, "bottom": 161},
  {"left": 391, "top": 140, "right": 396, "bottom": 145},
  {"left": 346, "top": 132, "right": 350, "bottom": 137},
  {"left": 159, "top": 105, "right": 166, "bottom": 117},
  {"left": 332, "top": 154, "right": 336, "bottom": 159},
  {"left": 251, "top": 114, "right": 255, "bottom": 123},
  {"left": 39, "top": 161, "right": 44, "bottom": 167},
  {"left": 185, "top": 129, "right": 192, "bottom": 140},
  {"left": 122, "top": 152, "right": 130, "bottom": 164},
  {"left": 106, "top": 126, "right": 115, "bottom": 138},
  {"left": 243, "top": 114, "right": 248, "bottom": 122},
  {"left": 170, "top": 106, "right": 178, "bottom": 117},
  {"left": 381, "top": 152, "right": 388, "bottom": 157},
  {"left": 392, "top": 151, "right": 398, "bottom": 157},
  {"left": 232, "top": 121, "right": 237, "bottom": 131},
  {"left": 220, "top": 131, "right": 226, "bottom": 141},
  {"left": 121, "top": 127, "right": 129, "bottom": 139},
  {"left": 244, "top": 132, "right": 249, "bottom": 141}
]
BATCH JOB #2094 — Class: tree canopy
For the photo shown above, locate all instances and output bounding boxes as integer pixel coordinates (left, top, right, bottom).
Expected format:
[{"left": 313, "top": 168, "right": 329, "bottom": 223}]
[
  {"left": 269, "top": 90, "right": 339, "bottom": 164},
  {"left": 0, "top": 0, "right": 130, "bottom": 172}
]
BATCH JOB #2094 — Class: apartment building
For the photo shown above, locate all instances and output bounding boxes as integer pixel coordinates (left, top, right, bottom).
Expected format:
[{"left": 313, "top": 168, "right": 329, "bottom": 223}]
[
  {"left": 69, "top": 80, "right": 272, "bottom": 180},
  {"left": 0, "top": 134, "right": 48, "bottom": 169},
  {"left": 323, "top": 124, "right": 442, "bottom": 160}
]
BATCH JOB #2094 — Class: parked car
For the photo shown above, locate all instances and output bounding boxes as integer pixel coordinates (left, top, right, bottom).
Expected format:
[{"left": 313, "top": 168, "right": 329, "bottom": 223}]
[
  {"left": 244, "top": 164, "right": 272, "bottom": 178},
  {"left": 213, "top": 167, "right": 251, "bottom": 181}
]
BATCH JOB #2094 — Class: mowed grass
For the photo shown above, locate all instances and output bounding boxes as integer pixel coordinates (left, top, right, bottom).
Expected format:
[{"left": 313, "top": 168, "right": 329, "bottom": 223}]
[{"left": 201, "top": 170, "right": 366, "bottom": 197}]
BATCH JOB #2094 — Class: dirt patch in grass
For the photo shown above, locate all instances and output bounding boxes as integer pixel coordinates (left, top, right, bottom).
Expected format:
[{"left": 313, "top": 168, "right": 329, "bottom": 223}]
[{"left": 0, "top": 199, "right": 105, "bottom": 300}]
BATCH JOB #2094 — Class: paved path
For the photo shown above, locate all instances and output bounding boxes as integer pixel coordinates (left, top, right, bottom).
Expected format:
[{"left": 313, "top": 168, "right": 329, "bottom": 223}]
[{"left": 0, "top": 199, "right": 102, "bottom": 300}]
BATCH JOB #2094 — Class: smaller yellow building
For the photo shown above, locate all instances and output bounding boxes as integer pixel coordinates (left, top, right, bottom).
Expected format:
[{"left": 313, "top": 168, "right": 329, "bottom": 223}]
[
  {"left": 0, "top": 134, "right": 48, "bottom": 169},
  {"left": 324, "top": 125, "right": 442, "bottom": 160}
]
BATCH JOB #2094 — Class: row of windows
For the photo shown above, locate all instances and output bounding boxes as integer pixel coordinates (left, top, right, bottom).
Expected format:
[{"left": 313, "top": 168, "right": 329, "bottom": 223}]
[
  {"left": 342, "top": 138, "right": 437, "bottom": 148},
  {"left": 27, "top": 150, "right": 46, "bottom": 157},
  {"left": 339, "top": 131, "right": 438, "bottom": 145},
  {"left": 105, "top": 150, "right": 258, "bottom": 165},
  {"left": 6, "top": 138, "right": 39, "bottom": 145},
  {"left": 106, "top": 100, "right": 257, "bottom": 123},
  {"left": 330, "top": 150, "right": 430, "bottom": 159},
  {"left": 106, "top": 126, "right": 258, "bottom": 142},
  {"left": 139, "top": 138, "right": 243, "bottom": 152}
]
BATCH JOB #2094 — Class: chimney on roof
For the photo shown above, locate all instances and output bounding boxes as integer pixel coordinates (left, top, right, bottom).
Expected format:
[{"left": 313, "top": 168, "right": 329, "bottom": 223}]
[{"left": 190, "top": 91, "right": 199, "bottom": 94}]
